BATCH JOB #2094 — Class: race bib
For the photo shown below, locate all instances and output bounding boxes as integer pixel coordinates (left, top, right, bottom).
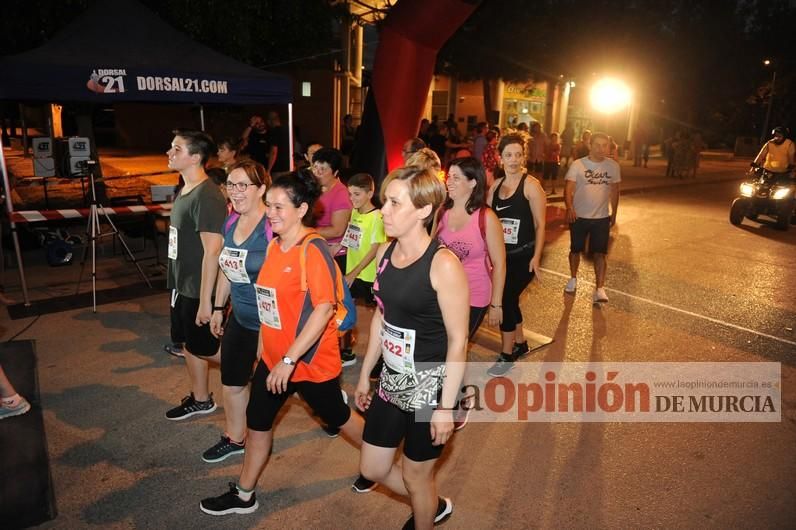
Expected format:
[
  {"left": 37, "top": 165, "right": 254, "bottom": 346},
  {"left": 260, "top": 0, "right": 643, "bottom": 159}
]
[
  {"left": 341, "top": 223, "right": 363, "bottom": 250},
  {"left": 219, "top": 247, "right": 250, "bottom": 283},
  {"left": 255, "top": 284, "right": 281, "bottom": 329},
  {"left": 168, "top": 226, "right": 178, "bottom": 259},
  {"left": 501, "top": 218, "right": 520, "bottom": 245},
  {"left": 381, "top": 319, "right": 416, "bottom": 374}
]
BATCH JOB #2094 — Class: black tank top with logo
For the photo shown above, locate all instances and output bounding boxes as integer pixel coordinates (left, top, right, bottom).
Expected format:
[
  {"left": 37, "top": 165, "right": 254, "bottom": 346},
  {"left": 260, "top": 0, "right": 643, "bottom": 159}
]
[
  {"left": 491, "top": 176, "right": 535, "bottom": 256},
  {"left": 373, "top": 239, "right": 447, "bottom": 411}
]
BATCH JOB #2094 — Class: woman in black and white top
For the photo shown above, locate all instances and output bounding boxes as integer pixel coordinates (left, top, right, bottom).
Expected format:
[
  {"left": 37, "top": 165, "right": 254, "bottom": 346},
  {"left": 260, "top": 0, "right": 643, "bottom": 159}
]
[{"left": 355, "top": 166, "right": 469, "bottom": 530}]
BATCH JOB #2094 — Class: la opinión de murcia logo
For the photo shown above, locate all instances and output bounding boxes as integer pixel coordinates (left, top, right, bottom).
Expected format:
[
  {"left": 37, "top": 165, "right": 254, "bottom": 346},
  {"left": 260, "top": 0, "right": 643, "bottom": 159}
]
[{"left": 87, "top": 69, "right": 127, "bottom": 93}]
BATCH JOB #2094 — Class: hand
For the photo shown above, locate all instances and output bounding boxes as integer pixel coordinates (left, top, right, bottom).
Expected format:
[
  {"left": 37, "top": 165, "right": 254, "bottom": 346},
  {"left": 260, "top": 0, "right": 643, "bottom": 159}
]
[
  {"left": 529, "top": 255, "right": 542, "bottom": 280},
  {"left": 344, "top": 272, "right": 356, "bottom": 287},
  {"left": 209, "top": 311, "right": 224, "bottom": 338},
  {"left": 487, "top": 305, "right": 503, "bottom": 327},
  {"left": 610, "top": 213, "right": 617, "bottom": 227},
  {"left": 566, "top": 207, "right": 577, "bottom": 223},
  {"left": 266, "top": 361, "right": 295, "bottom": 394},
  {"left": 354, "top": 377, "right": 372, "bottom": 412},
  {"left": 195, "top": 301, "right": 212, "bottom": 326},
  {"left": 430, "top": 409, "right": 454, "bottom": 446}
]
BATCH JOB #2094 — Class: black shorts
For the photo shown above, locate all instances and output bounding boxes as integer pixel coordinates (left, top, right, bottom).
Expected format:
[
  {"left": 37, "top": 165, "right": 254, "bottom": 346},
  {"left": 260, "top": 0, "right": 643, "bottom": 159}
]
[
  {"left": 220, "top": 314, "right": 258, "bottom": 387},
  {"left": 543, "top": 162, "right": 559, "bottom": 180},
  {"left": 246, "top": 360, "right": 351, "bottom": 432},
  {"left": 468, "top": 305, "right": 488, "bottom": 341},
  {"left": 569, "top": 217, "right": 610, "bottom": 254},
  {"left": 362, "top": 393, "right": 444, "bottom": 462},
  {"left": 528, "top": 160, "right": 544, "bottom": 173},
  {"left": 170, "top": 292, "right": 220, "bottom": 357},
  {"left": 349, "top": 278, "right": 375, "bottom": 305}
]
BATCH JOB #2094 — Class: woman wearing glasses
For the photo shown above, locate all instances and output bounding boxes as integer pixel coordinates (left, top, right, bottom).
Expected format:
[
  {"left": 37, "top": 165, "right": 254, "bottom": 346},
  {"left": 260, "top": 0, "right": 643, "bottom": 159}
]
[{"left": 202, "top": 160, "right": 272, "bottom": 464}]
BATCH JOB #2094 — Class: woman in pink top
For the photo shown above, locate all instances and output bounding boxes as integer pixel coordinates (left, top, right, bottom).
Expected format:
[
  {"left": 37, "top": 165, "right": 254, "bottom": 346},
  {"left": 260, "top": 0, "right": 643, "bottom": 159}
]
[
  {"left": 311, "top": 147, "right": 352, "bottom": 268},
  {"left": 437, "top": 157, "right": 506, "bottom": 339}
]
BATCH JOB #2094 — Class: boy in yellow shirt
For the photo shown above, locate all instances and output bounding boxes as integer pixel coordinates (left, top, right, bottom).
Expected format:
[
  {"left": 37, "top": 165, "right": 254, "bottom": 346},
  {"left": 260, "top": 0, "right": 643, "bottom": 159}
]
[{"left": 330, "top": 173, "right": 386, "bottom": 364}]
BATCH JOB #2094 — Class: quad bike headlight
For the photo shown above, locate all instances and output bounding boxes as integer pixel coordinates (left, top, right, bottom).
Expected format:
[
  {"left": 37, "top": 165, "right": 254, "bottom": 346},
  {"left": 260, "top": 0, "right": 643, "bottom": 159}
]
[
  {"left": 739, "top": 183, "right": 755, "bottom": 197},
  {"left": 771, "top": 186, "right": 792, "bottom": 200}
]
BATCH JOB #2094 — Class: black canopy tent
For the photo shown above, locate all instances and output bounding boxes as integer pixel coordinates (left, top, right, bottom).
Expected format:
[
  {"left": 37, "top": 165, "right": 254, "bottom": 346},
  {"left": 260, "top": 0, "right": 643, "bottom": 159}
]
[{"left": 0, "top": 0, "right": 294, "bottom": 305}]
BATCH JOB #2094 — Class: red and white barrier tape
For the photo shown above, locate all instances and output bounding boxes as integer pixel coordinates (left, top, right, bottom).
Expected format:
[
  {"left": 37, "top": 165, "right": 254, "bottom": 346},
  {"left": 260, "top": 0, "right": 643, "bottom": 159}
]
[{"left": 8, "top": 203, "right": 172, "bottom": 224}]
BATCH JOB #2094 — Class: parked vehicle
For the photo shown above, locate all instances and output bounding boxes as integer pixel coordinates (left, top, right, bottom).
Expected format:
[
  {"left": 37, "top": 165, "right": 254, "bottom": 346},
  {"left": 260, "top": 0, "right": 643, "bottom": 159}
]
[{"left": 730, "top": 167, "right": 796, "bottom": 230}]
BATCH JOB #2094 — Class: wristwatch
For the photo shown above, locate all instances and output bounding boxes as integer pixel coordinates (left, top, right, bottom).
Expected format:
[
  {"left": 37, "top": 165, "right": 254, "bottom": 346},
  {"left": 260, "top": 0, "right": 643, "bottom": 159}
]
[{"left": 281, "top": 356, "right": 296, "bottom": 366}]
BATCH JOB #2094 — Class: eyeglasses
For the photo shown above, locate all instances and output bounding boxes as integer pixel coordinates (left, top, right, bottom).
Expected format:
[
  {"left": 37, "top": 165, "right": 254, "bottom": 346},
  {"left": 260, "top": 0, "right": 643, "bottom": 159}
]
[{"left": 225, "top": 182, "right": 257, "bottom": 192}]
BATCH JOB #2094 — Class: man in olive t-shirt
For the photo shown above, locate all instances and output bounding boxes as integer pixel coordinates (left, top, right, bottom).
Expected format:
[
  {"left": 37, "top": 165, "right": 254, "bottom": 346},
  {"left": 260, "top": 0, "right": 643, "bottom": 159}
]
[{"left": 164, "top": 129, "right": 227, "bottom": 421}]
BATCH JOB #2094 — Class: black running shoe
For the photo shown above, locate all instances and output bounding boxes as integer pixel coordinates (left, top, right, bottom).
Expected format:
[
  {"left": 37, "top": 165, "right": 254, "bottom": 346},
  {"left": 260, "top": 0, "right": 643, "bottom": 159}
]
[
  {"left": 322, "top": 425, "right": 341, "bottom": 438},
  {"left": 202, "top": 435, "right": 245, "bottom": 463},
  {"left": 341, "top": 348, "right": 357, "bottom": 367},
  {"left": 166, "top": 393, "right": 216, "bottom": 421},
  {"left": 164, "top": 342, "right": 184, "bottom": 358},
  {"left": 486, "top": 353, "right": 516, "bottom": 378},
  {"left": 351, "top": 474, "right": 377, "bottom": 493},
  {"left": 401, "top": 496, "right": 453, "bottom": 529},
  {"left": 200, "top": 482, "right": 258, "bottom": 516},
  {"left": 512, "top": 340, "right": 530, "bottom": 359}
]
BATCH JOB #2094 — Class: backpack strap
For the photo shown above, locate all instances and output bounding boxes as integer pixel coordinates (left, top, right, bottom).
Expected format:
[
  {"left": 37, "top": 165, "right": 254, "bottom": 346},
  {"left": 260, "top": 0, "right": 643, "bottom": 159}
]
[
  {"left": 226, "top": 211, "right": 273, "bottom": 243},
  {"left": 478, "top": 206, "right": 486, "bottom": 242},
  {"left": 223, "top": 212, "right": 240, "bottom": 236}
]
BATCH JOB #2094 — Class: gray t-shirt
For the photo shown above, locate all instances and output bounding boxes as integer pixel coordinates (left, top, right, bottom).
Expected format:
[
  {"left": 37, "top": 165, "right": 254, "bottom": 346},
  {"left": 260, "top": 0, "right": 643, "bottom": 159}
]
[
  {"left": 167, "top": 179, "right": 227, "bottom": 298},
  {"left": 565, "top": 157, "right": 621, "bottom": 219}
]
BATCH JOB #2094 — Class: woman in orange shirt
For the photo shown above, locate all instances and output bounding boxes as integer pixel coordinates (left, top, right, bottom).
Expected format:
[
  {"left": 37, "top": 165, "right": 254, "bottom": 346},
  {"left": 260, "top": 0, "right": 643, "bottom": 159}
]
[{"left": 200, "top": 169, "right": 372, "bottom": 516}]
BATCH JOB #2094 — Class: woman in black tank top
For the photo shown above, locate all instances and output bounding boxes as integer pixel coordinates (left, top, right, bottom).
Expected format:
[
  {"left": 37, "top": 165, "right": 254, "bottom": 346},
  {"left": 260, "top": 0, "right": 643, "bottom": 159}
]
[
  {"left": 354, "top": 166, "right": 469, "bottom": 528},
  {"left": 486, "top": 134, "right": 547, "bottom": 377}
]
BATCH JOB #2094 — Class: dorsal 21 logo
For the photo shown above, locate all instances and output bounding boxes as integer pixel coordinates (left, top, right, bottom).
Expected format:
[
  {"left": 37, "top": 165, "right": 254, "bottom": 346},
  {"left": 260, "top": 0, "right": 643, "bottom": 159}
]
[{"left": 87, "top": 69, "right": 127, "bottom": 93}]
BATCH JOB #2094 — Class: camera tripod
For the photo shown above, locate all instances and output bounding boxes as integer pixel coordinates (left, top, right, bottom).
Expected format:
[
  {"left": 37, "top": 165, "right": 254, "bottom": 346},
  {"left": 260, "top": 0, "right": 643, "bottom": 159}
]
[{"left": 75, "top": 162, "right": 152, "bottom": 312}]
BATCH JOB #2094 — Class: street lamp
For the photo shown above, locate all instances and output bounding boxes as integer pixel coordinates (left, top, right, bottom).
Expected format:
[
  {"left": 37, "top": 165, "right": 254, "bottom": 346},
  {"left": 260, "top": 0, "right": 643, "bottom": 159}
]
[
  {"left": 760, "top": 59, "right": 776, "bottom": 145},
  {"left": 590, "top": 77, "right": 631, "bottom": 114}
]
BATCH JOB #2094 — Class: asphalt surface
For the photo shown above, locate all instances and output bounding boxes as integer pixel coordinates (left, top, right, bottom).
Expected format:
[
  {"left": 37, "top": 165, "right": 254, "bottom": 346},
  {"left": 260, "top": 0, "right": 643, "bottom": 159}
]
[{"left": 1, "top": 162, "right": 794, "bottom": 529}]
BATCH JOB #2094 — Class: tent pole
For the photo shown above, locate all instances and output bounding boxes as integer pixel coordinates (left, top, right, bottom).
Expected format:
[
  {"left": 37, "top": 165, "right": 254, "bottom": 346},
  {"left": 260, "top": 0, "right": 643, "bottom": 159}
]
[
  {"left": 199, "top": 105, "right": 206, "bottom": 131},
  {"left": 19, "top": 104, "right": 29, "bottom": 156},
  {"left": 288, "top": 103, "right": 294, "bottom": 171},
  {"left": 0, "top": 130, "right": 31, "bottom": 306}
]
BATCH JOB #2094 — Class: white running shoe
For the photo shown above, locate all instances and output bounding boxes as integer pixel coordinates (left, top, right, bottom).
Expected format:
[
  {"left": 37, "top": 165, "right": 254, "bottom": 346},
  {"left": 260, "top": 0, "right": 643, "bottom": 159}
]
[
  {"left": 564, "top": 278, "right": 578, "bottom": 293},
  {"left": 593, "top": 288, "right": 609, "bottom": 303}
]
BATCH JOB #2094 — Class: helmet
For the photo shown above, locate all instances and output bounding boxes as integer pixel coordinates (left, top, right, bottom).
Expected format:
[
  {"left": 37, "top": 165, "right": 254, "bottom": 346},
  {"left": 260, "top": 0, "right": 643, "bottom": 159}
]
[{"left": 771, "top": 126, "right": 788, "bottom": 137}]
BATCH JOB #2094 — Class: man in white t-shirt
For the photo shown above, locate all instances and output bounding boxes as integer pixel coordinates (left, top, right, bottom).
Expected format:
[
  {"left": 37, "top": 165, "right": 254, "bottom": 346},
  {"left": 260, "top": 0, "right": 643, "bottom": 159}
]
[{"left": 563, "top": 132, "right": 621, "bottom": 303}]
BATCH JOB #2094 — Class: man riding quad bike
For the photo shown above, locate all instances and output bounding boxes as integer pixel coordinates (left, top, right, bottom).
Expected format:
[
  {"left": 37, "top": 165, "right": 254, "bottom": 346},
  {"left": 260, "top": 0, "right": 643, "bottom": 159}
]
[{"left": 730, "top": 126, "right": 796, "bottom": 230}]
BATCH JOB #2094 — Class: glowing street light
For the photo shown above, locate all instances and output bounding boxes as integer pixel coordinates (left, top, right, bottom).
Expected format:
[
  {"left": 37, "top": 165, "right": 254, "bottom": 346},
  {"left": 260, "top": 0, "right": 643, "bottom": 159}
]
[{"left": 590, "top": 77, "right": 632, "bottom": 114}]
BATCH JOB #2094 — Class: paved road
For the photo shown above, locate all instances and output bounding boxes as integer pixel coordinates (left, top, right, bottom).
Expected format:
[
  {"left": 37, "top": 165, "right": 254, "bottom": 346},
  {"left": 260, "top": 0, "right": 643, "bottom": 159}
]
[{"left": 3, "top": 166, "right": 794, "bottom": 529}]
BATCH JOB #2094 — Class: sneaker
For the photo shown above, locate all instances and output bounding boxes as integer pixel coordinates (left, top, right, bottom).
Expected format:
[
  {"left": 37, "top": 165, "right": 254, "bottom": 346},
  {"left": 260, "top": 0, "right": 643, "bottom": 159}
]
[
  {"left": 200, "top": 482, "right": 258, "bottom": 516},
  {"left": 202, "top": 435, "right": 245, "bottom": 463},
  {"left": 487, "top": 353, "right": 516, "bottom": 378},
  {"left": 351, "top": 474, "right": 377, "bottom": 493},
  {"left": 401, "top": 496, "right": 453, "bottom": 529},
  {"left": 0, "top": 395, "right": 31, "bottom": 420},
  {"left": 341, "top": 348, "right": 357, "bottom": 367},
  {"left": 512, "top": 340, "right": 530, "bottom": 359},
  {"left": 593, "top": 287, "right": 609, "bottom": 303},
  {"left": 564, "top": 277, "right": 578, "bottom": 293},
  {"left": 164, "top": 342, "right": 184, "bottom": 358},
  {"left": 322, "top": 425, "right": 341, "bottom": 438},
  {"left": 166, "top": 393, "right": 216, "bottom": 421}
]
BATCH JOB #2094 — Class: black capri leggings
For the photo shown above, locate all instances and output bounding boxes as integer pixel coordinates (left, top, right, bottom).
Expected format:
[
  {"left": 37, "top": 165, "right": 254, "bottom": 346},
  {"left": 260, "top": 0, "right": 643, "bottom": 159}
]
[{"left": 500, "top": 253, "right": 534, "bottom": 332}]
